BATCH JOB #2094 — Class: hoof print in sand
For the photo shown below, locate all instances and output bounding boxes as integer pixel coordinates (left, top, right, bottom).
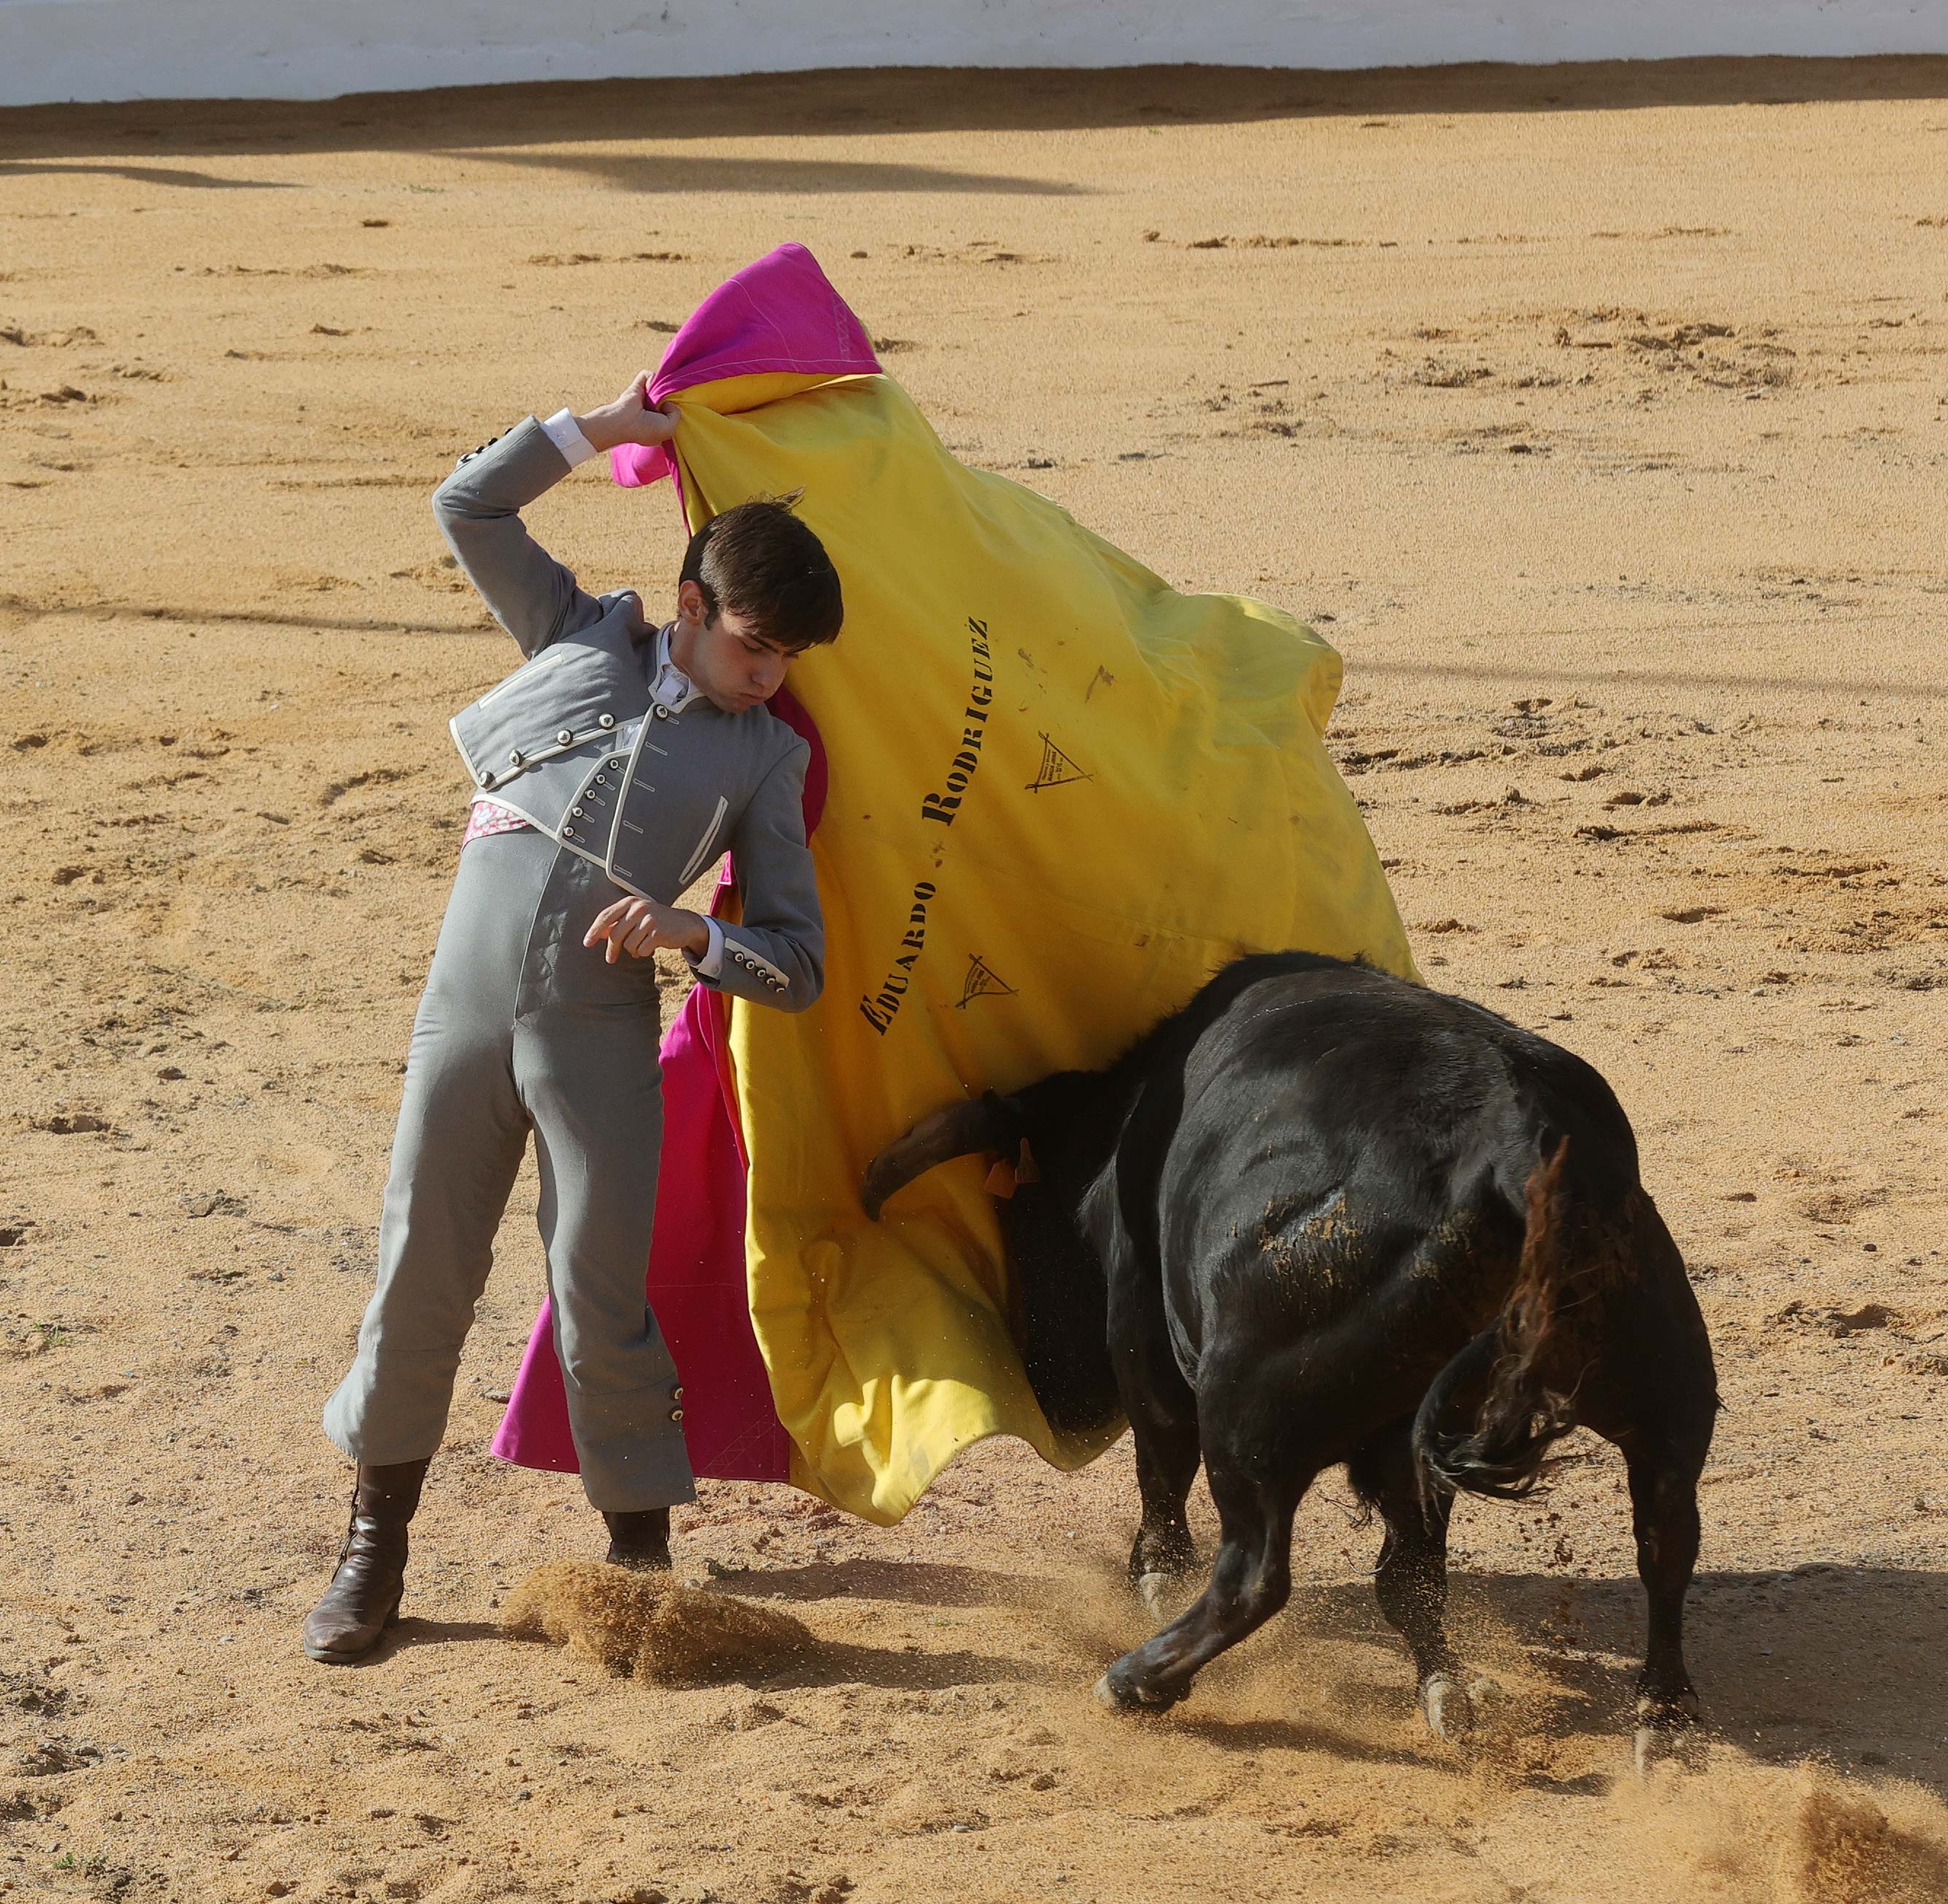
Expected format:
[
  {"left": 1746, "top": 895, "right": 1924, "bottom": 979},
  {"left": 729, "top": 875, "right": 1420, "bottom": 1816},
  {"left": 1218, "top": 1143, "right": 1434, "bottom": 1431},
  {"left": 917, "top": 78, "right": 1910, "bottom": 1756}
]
[{"left": 502, "top": 1560, "right": 812, "bottom": 1685}]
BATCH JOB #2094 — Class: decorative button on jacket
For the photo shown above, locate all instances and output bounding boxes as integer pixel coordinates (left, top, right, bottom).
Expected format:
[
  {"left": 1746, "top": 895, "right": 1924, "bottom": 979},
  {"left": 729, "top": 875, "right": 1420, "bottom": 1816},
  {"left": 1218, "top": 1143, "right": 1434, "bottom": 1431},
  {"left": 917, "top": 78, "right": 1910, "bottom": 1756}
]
[{"left": 436, "top": 416, "right": 824, "bottom": 1012}]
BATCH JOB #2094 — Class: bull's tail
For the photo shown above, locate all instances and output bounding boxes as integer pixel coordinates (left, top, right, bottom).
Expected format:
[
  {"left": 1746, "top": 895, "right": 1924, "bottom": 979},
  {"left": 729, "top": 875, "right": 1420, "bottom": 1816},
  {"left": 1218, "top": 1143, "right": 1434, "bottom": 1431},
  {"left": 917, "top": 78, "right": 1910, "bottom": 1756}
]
[{"left": 1413, "top": 1139, "right": 1582, "bottom": 1512}]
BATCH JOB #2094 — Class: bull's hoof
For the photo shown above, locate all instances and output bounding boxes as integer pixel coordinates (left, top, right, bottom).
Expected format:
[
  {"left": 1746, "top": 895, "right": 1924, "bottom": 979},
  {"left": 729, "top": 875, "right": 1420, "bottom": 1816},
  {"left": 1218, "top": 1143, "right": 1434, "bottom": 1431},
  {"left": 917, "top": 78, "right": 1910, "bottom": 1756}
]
[
  {"left": 1632, "top": 1724, "right": 1707, "bottom": 1779},
  {"left": 1094, "top": 1662, "right": 1183, "bottom": 1715},
  {"left": 1632, "top": 1696, "right": 1705, "bottom": 1779},
  {"left": 1134, "top": 1570, "right": 1183, "bottom": 1623},
  {"left": 1419, "top": 1671, "right": 1476, "bottom": 1742}
]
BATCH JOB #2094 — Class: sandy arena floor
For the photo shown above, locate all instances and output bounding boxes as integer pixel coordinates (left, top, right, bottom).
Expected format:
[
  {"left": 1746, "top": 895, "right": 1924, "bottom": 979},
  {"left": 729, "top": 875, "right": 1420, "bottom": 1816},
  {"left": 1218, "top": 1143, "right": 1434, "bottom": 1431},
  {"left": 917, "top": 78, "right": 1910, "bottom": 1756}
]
[{"left": 1, "top": 55, "right": 1946, "bottom": 1904}]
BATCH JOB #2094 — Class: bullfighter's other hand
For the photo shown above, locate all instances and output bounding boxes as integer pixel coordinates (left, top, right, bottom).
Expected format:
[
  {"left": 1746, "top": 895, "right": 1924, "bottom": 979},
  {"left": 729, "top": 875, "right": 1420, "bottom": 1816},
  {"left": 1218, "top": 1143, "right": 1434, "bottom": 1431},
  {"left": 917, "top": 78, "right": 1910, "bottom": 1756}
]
[
  {"left": 584, "top": 894, "right": 710, "bottom": 964},
  {"left": 572, "top": 372, "right": 679, "bottom": 455}
]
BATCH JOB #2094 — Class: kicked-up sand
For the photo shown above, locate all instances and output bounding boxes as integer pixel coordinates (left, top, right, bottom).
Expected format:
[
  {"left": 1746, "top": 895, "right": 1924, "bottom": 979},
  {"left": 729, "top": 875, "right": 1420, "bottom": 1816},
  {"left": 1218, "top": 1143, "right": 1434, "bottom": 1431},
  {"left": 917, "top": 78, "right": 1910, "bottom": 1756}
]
[{"left": 1, "top": 56, "right": 1945, "bottom": 1904}]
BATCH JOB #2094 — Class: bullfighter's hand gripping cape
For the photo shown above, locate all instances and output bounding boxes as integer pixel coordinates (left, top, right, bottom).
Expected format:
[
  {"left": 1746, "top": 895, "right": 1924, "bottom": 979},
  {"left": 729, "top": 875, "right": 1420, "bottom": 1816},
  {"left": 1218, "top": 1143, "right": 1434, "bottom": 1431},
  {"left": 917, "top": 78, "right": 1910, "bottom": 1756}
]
[{"left": 492, "top": 243, "right": 1418, "bottom": 1523}]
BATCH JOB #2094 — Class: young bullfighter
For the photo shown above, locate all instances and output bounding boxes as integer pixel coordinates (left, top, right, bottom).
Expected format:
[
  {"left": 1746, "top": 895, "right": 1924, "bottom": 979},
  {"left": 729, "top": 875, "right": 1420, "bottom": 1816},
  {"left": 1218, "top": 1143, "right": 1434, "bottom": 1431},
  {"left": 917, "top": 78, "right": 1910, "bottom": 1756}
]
[{"left": 305, "top": 373, "right": 841, "bottom": 1663}]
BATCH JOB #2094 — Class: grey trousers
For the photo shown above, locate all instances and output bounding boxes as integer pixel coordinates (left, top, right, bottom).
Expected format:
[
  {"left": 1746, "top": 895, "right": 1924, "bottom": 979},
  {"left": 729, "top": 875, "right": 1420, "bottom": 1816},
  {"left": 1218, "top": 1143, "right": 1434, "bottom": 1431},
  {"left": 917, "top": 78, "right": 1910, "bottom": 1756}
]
[{"left": 322, "top": 827, "right": 695, "bottom": 1511}]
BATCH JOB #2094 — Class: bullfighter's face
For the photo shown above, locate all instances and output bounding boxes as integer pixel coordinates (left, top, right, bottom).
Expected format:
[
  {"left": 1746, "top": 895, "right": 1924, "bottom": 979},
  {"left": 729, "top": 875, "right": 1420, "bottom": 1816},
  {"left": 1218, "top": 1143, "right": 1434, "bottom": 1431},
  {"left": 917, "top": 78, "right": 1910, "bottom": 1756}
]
[{"left": 671, "top": 578, "right": 795, "bottom": 714}]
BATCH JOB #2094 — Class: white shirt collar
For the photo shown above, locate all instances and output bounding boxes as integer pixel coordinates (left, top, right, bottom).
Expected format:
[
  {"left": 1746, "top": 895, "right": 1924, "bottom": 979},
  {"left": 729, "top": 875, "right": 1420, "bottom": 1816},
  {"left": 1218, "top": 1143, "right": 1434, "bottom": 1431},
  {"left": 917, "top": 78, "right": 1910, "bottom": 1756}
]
[{"left": 651, "top": 623, "right": 706, "bottom": 714}]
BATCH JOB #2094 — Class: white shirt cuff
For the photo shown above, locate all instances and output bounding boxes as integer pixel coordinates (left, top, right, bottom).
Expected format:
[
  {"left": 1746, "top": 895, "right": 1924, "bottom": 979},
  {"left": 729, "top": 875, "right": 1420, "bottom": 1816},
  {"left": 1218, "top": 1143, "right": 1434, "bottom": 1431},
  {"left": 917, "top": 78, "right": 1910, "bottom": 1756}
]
[
  {"left": 688, "top": 915, "right": 726, "bottom": 980},
  {"left": 539, "top": 408, "right": 599, "bottom": 469}
]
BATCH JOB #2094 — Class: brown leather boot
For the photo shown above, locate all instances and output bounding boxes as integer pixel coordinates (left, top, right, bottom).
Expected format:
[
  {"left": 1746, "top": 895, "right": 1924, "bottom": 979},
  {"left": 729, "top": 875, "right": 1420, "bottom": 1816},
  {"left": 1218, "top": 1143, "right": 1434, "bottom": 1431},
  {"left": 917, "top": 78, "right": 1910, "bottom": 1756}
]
[
  {"left": 302, "top": 1458, "right": 430, "bottom": 1663},
  {"left": 603, "top": 1507, "right": 672, "bottom": 1572}
]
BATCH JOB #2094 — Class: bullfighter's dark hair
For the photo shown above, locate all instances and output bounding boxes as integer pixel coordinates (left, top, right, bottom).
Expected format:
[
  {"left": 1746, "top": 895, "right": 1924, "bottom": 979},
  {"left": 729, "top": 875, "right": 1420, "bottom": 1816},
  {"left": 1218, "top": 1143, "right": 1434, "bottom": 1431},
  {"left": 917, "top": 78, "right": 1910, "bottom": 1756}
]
[{"left": 679, "top": 492, "right": 842, "bottom": 652}]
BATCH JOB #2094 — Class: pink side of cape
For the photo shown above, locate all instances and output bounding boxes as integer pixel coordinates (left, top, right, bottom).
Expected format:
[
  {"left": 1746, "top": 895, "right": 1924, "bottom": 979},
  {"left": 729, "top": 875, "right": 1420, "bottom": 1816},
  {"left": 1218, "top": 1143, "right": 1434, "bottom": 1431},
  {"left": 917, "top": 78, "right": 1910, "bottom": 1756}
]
[
  {"left": 492, "top": 243, "right": 869, "bottom": 1486},
  {"left": 609, "top": 241, "right": 881, "bottom": 491}
]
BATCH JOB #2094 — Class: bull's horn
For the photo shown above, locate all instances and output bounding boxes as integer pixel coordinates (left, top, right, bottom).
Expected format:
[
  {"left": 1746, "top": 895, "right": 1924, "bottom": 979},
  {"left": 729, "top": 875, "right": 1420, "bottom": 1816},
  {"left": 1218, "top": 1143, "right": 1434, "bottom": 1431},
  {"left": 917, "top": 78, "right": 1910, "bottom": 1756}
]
[{"left": 862, "top": 1099, "right": 1001, "bottom": 1221}]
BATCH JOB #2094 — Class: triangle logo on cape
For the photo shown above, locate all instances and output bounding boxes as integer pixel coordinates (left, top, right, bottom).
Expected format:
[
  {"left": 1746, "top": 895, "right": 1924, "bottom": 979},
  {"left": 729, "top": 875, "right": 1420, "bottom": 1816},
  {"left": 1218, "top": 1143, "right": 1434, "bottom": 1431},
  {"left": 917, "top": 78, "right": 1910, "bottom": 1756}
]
[
  {"left": 956, "top": 953, "right": 1018, "bottom": 1010},
  {"left": 1026, "top": 733, "right": 1091, "bottom": 792}
]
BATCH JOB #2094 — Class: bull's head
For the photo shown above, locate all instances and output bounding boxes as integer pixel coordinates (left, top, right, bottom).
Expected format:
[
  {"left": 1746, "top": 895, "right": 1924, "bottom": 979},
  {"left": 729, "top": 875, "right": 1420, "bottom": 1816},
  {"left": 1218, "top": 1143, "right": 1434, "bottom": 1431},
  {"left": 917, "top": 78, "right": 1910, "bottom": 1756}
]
[{"left": 862, "top": 1082, "right": 1122, "bottom": 1439}]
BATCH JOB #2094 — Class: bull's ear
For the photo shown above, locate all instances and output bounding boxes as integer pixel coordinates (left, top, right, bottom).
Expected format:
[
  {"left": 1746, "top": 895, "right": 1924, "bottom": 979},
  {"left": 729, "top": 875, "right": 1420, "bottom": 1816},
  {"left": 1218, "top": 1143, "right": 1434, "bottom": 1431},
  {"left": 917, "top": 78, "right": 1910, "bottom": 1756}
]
[
  {"left": 862, "top": 1093, "right": 1011, "bottom": 1221},
  {"left": 983, "top": 1136, "right": 1042, "bottom": 1201}
]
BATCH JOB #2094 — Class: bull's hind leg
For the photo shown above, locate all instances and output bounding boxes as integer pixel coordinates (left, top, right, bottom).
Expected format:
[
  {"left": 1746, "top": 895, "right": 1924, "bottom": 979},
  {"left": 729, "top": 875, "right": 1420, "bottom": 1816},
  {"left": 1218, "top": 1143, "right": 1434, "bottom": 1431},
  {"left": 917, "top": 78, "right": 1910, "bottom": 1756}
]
[
  {"left": 1582, "top": 1234, "right": 1717, "bottom": 1773},
  {"left": 1348, "top": 1423, "right": 1472, "bottom": 1741},
  {"left": 1622, "top": 1443, "right": 1707, "bottom": 1773}
]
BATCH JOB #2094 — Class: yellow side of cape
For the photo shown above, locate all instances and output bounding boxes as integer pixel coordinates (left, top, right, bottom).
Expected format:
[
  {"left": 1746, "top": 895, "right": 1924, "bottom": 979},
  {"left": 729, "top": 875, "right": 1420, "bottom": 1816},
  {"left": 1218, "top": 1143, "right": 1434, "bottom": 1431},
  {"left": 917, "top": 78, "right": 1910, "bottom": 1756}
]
[{"left": 665, "top": 371, "right": 1418, "bottom": 1524}]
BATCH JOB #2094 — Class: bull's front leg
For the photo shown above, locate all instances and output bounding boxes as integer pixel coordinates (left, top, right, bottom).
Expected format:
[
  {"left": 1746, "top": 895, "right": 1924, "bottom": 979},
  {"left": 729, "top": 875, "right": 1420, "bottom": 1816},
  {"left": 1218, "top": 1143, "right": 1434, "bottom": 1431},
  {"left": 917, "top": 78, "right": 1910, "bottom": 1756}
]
[
  {"left": 1096, "top": 1457, "right": 1307, "bottom": 1713},
  {"left": 1115, "top": 1322, "right": 1202, "bottom": 1620},
  {"left": 1128, "top": 1421, "right": 1201, "bottom": 1620}
]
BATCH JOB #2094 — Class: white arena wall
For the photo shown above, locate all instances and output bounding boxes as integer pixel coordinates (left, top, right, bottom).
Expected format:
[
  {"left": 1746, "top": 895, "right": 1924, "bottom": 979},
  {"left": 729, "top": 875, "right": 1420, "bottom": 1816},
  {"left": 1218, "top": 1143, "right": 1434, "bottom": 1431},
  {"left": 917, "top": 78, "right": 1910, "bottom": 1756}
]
[{"left": 1, "top": 0, "right": 1945, "bottom": 109}]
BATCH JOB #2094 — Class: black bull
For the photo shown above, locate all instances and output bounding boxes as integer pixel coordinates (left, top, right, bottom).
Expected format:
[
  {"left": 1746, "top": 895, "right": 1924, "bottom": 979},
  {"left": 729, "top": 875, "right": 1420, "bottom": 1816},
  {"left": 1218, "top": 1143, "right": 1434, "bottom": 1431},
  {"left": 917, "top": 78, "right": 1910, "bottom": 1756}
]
[{"left": 864, "top": 953, "right": 1719, "bottom": 1761}]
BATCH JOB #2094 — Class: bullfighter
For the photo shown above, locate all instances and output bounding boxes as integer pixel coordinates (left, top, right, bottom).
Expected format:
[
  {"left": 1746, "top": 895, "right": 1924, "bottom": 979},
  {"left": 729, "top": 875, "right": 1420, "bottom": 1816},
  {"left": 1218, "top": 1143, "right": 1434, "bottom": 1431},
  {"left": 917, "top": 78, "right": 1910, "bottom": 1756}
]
[{"left": 303, "top": 372, "right": 841, "bottom": 1663}]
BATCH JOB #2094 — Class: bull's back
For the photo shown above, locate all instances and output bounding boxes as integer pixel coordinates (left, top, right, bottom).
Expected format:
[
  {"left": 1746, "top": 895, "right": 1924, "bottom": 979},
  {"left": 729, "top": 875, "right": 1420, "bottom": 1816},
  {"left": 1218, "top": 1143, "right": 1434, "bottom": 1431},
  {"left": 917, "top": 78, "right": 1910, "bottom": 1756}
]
[
  {"left": 1153, "top": 957, "right": 1645, "bottom": 1355},
  {"left": 1185, "top": 959, "right": 1643, "bottom": 1203}
]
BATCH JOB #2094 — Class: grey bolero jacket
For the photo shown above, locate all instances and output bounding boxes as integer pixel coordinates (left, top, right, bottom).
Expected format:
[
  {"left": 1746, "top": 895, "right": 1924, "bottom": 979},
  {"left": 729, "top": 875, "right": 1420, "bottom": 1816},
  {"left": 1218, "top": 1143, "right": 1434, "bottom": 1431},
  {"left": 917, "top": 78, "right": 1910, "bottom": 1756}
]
[{"left": 433, "top": 415, "right": 825, "bottom": 1013}]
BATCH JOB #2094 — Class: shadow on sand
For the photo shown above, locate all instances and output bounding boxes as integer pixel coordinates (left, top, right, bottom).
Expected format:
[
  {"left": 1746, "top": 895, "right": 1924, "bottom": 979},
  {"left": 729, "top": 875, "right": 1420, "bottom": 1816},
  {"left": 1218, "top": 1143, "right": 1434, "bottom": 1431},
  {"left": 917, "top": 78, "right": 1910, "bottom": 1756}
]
[
  {"left": 1270, "top": 1561, "right": 1948, "bottom": 1791},
  {"left": 686, "top": 1552, "right": 1948, "bottom": 1791}
]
